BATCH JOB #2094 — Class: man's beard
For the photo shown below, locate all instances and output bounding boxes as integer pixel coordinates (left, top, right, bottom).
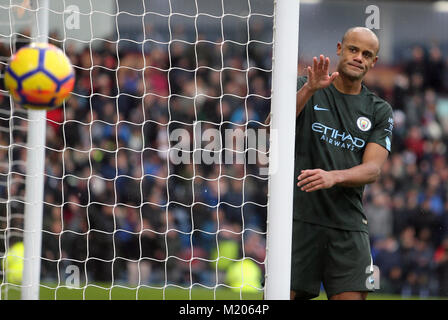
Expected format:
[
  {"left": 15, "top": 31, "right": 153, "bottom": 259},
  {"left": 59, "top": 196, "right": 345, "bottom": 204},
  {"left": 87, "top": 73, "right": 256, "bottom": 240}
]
[{"left": 338, "top": 64, "right": 366, "bottom": 81}]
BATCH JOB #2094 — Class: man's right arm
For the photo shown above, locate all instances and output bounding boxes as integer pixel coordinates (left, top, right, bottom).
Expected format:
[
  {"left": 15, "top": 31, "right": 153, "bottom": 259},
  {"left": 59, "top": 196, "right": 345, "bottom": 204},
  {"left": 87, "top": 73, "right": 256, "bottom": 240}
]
[{"left": 296, "top": 83, "right": 316, "bottom": 117}]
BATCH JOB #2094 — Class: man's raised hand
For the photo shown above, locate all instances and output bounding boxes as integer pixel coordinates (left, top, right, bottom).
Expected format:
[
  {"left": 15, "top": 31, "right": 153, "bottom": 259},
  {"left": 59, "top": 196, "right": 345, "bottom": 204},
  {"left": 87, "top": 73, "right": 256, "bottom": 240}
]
[{"left": 305, "top": 55, "right": 339, "bottom": 92}]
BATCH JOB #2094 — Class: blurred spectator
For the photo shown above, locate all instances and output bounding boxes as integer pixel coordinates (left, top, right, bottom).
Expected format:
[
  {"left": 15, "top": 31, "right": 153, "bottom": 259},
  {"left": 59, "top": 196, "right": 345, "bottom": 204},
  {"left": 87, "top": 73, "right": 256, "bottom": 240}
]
[
  {"left": 391, "top": 193, "right": 409, "bottom": 236},
  {"left": 365, "top": 194, "right": 393, "bottom": 242},
  {"left": 399, "top": 226, "right": 418, "bottom": 296},
  {"left": 434, "top": 236, "right": 448, "bottom": 296},
  {"left": 392, "top": 73, "right": 409, "bottom": 112},
  {"left": 426, "top": 46, "right": 445, "bottom": 92},
  {"left": 373, "top": 236, "right": 402, "bottom": 294},
  {"left": 412, "top": 238, "right": 435, "bottom": 297},
  {"left": 404, "top": 126, "right": 425, "bottom": 160},
  {"left": 405, "top": 45, "right": 427, "bottom": 94}
]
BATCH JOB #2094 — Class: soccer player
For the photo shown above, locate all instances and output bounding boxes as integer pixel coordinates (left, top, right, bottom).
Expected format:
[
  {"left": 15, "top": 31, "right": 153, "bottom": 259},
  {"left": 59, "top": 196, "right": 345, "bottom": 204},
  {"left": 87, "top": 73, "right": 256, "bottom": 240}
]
[{"left": 291, "top": 27, "right": 393, "bottom": 300}]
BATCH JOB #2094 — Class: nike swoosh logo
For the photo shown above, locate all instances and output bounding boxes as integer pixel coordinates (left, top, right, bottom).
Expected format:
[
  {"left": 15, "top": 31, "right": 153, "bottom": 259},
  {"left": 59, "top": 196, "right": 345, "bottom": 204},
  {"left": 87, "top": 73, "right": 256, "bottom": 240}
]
[{"left": 313, "top": 104, "right": 329, "bottom": 111}]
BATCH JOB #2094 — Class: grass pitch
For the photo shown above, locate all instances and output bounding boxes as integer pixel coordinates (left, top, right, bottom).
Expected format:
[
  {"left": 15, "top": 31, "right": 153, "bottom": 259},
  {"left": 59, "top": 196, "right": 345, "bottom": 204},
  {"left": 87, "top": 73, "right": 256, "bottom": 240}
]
[{"left": 1, "top": 284, "right": 446, "bottom": 300}]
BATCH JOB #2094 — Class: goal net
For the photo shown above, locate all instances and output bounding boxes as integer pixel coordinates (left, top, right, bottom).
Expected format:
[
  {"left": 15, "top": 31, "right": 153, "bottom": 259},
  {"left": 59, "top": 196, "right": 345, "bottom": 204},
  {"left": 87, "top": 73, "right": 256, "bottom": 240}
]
[{"left": 0, "top": 0, "right": 283, "bottom": 300}]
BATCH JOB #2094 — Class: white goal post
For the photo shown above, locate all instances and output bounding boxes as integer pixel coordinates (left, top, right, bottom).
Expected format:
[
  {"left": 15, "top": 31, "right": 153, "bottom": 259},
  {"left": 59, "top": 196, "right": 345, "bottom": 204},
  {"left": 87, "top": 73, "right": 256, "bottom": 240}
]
[
  {"left": 21, "top": 0, "right": 49, "bottom": 301},
  {"left": 265, "top": 0, "right": 299, "bottom": 300},
  {"left": 0, "top": 0, "right": 299, "bottom": 300}
]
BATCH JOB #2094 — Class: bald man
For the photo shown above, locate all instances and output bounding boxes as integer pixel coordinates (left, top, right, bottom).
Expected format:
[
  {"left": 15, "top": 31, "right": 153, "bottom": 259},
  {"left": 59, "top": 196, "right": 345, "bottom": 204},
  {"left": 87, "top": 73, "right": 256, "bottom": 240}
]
[{"left": 290, "top": 27, "right": 393, "bottom": 300}]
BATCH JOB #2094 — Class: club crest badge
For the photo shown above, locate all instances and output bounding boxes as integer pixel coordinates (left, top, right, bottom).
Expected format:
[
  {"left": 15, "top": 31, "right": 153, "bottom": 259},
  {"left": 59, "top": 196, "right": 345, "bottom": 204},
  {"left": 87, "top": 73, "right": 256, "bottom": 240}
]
[{"left": 357, "top": 117, "right": 371, "bottom": 131}]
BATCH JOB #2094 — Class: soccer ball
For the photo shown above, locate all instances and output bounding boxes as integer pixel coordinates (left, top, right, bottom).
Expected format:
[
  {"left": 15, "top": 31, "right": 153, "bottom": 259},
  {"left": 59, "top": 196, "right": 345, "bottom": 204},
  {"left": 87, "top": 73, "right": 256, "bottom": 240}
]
[{"left": 4, "top": 42, "right": 75, "bottom": 110}]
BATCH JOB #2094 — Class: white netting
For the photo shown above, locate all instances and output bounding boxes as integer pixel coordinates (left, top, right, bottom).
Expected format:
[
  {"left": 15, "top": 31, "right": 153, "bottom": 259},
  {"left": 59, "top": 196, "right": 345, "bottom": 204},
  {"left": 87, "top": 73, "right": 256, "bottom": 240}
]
[{"left": 0, "top": 0, "right": 273, "bottom": 299}]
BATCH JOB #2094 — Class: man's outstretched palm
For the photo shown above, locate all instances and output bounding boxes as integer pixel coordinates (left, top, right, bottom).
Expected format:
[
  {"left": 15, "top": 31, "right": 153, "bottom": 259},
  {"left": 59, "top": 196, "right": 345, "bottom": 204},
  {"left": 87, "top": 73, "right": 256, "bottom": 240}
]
[{"left": 306, "top": 54, "right": 339, "bottom": 91}]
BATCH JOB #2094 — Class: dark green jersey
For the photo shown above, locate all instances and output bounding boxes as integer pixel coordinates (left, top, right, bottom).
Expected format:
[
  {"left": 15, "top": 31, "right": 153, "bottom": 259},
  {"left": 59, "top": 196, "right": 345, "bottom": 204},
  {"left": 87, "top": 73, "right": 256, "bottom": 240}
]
[{"left": 293, "top": 76, "right": 393, "bottom": 233}]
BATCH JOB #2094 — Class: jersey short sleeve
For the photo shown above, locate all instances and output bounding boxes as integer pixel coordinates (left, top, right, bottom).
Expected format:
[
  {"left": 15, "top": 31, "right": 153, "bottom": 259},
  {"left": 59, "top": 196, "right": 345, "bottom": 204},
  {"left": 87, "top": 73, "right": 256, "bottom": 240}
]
[{"left": 367, "top": 102, "right": 394, "bottom": 152}]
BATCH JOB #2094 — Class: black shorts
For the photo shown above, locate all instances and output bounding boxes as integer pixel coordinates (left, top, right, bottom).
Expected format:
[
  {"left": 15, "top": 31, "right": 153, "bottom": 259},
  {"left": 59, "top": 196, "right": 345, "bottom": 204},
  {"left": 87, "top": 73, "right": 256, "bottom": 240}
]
[{"left": 291, "top": 219, "right": 375, "bottom": 299}]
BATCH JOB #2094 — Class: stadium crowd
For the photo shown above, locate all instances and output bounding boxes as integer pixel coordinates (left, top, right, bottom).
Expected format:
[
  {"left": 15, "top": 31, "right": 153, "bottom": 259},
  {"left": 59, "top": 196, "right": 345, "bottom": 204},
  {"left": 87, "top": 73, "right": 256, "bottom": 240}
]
[
  {"left": 1, "top": 24, "right": 448, "bottom": 298},
  {"left": 363, "top": 44, "right": 448, "bottom": 297},
  {"left": 1, "top": 25, "right": 271, "bottom": 292}
]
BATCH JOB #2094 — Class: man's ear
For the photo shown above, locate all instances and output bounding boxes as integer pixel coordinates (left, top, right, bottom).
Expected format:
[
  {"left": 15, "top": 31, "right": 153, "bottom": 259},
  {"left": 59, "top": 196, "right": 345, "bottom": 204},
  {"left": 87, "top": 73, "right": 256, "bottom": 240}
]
[
  {"left": 371, "top": 56, "right": 378, "bottom": 68},
  {"left": 336, "top": 42, "right": 342, "bottom": 56}
]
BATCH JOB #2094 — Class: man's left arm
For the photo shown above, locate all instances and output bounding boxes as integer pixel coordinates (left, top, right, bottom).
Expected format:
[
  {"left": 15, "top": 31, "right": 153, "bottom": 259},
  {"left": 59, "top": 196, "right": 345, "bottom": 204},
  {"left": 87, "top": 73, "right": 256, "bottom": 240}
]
[{"left": 297, "top": 142, "right": 389, "bottom": 192}]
